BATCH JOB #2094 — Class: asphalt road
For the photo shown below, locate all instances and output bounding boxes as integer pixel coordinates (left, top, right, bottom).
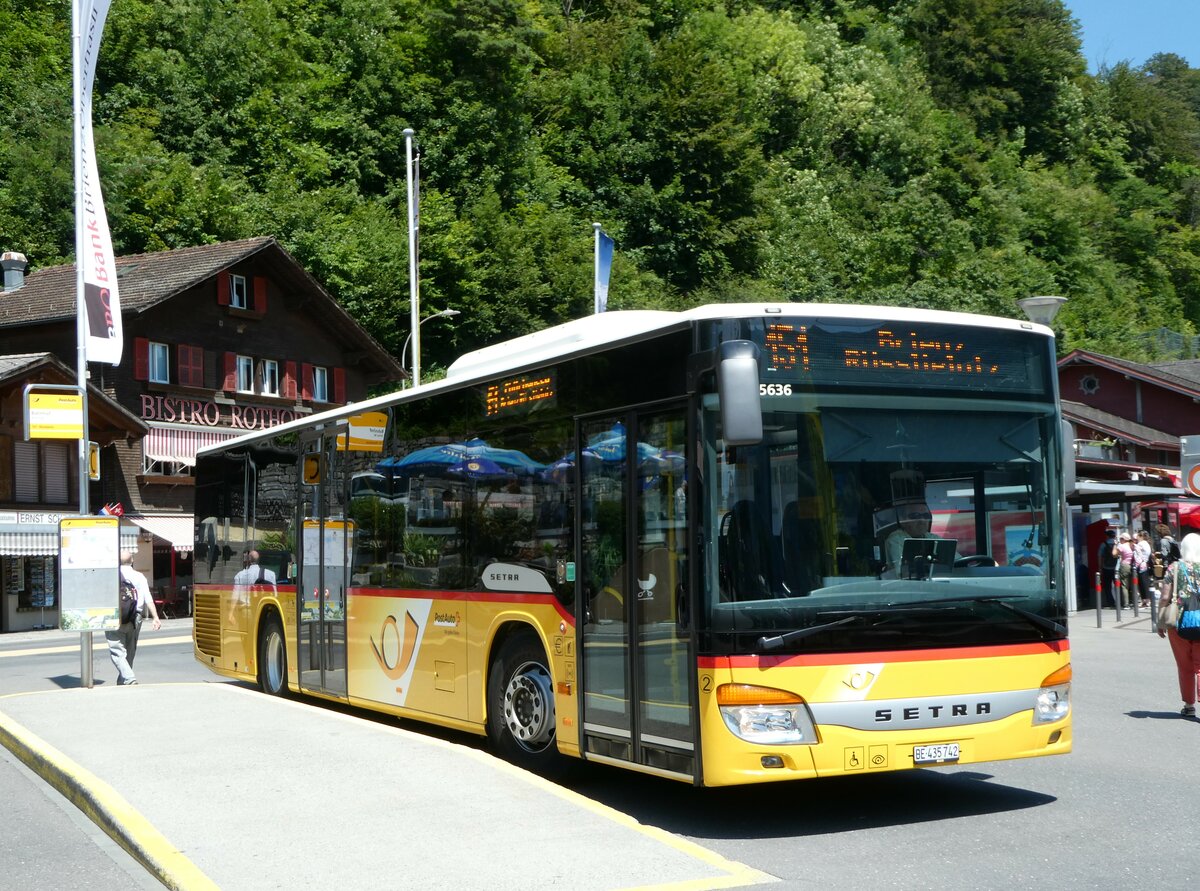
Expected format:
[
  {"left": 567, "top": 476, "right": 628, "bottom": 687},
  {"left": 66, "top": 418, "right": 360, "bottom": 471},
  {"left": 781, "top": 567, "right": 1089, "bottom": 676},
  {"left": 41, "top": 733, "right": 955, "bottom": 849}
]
[{"left": 1, "top": 612, "right": 1194, "bottom": 890}]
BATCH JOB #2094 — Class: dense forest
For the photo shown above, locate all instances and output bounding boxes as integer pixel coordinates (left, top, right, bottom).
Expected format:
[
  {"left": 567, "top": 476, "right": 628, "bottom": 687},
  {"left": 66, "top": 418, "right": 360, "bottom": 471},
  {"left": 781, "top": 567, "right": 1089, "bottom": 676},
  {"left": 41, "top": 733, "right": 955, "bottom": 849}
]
[{"left": 1, "top": 0, "right": 1198, "bottom": 373}]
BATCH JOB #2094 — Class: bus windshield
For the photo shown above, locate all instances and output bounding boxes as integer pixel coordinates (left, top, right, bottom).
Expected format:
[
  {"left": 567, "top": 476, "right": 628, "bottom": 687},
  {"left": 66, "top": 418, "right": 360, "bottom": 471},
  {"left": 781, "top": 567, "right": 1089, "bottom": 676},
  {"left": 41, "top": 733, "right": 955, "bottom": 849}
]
[{"left": 700, "top": 392, "right": 1066, "bottom": 654}]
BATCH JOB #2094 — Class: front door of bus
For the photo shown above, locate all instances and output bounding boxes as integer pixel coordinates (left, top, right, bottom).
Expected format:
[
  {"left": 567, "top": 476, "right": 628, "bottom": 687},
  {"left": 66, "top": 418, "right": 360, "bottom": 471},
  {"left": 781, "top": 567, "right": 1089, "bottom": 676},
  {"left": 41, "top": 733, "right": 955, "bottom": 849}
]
[
  {"left": 297, "top": 430, "right": 348, "bottom": 696},
  {"left": 580, "top": 406, "right": 694, "bottom": 777}
]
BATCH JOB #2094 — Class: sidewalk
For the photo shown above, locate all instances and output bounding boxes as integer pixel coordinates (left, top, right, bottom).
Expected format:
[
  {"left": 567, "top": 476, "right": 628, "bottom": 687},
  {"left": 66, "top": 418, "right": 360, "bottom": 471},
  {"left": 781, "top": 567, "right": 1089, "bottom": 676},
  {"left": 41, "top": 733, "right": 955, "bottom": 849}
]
[{"left": 0, "top": 682, "right": 772, "bottom": 890}]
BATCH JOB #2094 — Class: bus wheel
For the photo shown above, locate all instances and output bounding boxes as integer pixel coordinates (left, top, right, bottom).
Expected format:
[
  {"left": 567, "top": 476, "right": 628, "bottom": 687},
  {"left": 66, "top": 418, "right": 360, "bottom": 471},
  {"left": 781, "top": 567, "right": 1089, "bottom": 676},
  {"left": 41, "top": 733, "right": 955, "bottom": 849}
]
[
  {"left": 258, "top": 616, "right": 288, "bottom": 696},
  {"left": 487, "top": 633, "right": 558, "bottom": 770}
]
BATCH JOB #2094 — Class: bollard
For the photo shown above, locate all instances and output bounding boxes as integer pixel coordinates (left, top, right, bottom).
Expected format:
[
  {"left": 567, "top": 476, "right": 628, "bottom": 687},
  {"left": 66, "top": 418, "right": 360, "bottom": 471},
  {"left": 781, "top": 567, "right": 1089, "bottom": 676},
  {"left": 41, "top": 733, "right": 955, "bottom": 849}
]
[
  {"left": 1095, "top": 571, "right": 1102, "bottom": 628},
  {"left": 1150, "top": 586, "right": 1159, "bottom": 634},
  {"left": 81, "top": 630, "right": 94, "bottom": 688}
]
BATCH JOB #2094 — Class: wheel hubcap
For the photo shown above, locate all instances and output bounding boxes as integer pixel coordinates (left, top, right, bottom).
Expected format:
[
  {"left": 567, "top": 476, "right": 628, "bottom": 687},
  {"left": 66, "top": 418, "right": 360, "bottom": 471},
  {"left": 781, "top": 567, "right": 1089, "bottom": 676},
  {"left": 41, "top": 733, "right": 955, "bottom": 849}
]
[
  {"left": 265, "top": 631, "right": 284, "bottom": 691},
  {"left": 503, "top": 660, "right": 554, "bottom": 752}
]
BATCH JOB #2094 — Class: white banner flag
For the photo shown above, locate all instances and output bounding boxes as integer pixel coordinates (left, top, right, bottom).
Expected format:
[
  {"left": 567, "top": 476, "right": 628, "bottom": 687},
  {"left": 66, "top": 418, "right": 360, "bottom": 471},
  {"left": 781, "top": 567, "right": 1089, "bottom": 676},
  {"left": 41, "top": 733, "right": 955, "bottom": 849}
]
[{"left": 76, "top": 0, "right": 122, "bottom": 365}]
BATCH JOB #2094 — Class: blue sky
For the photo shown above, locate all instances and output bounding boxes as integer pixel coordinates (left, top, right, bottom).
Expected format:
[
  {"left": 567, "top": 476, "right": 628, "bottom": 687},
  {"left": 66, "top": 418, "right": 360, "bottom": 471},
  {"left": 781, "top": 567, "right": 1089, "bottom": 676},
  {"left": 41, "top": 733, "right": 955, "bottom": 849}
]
[{"left": 1064, "top": 1, "right": 1198, "bottom": 71}]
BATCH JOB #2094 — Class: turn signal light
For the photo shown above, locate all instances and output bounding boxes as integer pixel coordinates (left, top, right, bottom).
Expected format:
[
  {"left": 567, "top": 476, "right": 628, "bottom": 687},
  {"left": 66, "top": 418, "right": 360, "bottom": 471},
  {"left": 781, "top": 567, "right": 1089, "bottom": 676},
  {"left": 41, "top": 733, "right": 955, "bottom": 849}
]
[
  {"left": 716, "top": 683, "right": 804, "bottom": 706},
  {"left": 1040, "top": 664, "right": 1072, "bottom": 687}
]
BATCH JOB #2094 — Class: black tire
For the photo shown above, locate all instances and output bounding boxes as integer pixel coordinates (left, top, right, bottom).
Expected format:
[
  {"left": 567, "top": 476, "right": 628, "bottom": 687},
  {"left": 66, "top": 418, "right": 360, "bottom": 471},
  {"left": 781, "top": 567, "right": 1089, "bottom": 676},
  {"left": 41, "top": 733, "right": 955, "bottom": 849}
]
[
  {"left": 258, "top": 615, "right": 289, "bottom": 696},
  {"left": 486, "top": 631, "right": 562, "bottom": 773}
]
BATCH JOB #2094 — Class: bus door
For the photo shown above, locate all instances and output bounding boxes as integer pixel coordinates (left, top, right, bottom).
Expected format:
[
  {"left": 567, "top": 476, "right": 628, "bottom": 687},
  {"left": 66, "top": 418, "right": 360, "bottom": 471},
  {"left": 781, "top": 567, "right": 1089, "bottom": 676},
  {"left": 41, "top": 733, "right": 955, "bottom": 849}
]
[
  {"left": 297, "top": 430, "right": 349, "bottom": 696},
  {"left": 580, "top": 404, "right": 694, "bottom": 777}
]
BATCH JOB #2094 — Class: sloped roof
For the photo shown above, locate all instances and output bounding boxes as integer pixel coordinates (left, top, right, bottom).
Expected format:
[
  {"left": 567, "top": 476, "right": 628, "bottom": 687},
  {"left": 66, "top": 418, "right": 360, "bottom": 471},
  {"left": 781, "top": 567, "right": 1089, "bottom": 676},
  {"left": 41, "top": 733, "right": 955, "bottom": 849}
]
[
  {"left": 1059, "top": 349, "right": 1200, "bottom": 399},
  {"left": 1060, "top": 399, "right": 1178, "bottom": 450},
  {"left": 0, "top": 237, "right": 402, "bottom": 380},
  {"left": 0, "top": 238, "right": 275, "bottom": 326}
]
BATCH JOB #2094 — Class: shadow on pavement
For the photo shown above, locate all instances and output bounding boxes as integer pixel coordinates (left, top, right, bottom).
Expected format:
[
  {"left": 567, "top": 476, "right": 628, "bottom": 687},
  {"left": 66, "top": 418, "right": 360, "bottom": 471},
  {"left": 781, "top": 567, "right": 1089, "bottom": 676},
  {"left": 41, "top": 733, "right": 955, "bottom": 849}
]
[
  {"left": 1127, "top": 710, "right": 1199, "bottom": 722},
  {"left": 566, "top": 762, "right": 1056, "bottom": 840}
]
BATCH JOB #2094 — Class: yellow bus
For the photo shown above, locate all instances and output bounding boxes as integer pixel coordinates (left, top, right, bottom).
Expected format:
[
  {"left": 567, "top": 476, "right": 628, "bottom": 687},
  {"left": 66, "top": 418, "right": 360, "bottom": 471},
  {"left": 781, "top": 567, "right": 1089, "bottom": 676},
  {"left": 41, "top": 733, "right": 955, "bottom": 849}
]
[{"left": 193, "top": 303, "right": 1071, "bottom": 786}]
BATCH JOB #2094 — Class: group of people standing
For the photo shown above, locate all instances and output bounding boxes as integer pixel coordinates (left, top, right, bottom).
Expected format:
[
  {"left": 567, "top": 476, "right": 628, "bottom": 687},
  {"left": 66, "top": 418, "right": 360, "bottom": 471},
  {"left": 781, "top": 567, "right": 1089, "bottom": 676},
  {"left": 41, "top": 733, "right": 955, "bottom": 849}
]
[{"left": 1097, "top": 524, "right": 1177, "bottom": 610}]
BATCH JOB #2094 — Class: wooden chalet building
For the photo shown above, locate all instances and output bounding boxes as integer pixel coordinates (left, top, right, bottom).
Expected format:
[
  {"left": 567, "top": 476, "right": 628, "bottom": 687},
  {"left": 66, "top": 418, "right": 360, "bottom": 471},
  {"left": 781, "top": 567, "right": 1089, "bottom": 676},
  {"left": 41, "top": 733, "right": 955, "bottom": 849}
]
[
  {"left": 1059, "top": 348, "right": 1200, "bottom": 605},
  {"left": 0, "top": 238, "right": 403, "bottom": 629}
]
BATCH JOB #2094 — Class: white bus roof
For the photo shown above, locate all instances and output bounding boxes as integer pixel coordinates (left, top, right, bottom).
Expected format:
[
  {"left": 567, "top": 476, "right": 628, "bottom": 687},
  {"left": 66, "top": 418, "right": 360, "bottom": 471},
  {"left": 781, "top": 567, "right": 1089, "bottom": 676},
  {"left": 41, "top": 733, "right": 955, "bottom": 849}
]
[{"left": 196, "top": 302, "right": 1051, "bottom": 457}]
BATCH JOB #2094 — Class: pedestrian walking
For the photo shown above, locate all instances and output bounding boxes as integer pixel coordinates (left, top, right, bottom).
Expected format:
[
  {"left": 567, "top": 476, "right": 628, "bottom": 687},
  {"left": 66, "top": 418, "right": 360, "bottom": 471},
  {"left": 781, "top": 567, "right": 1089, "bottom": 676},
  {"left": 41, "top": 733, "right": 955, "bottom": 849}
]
[
  {"left": 1116, "top": 531, "right": 1135, "bottom": 608},
  {"left": 1157, "top": 523, "right": 1181, "bottom": 567},
  {"left": 1157, "top": 532, "right": 1200, "bottom": 717},
  {"left": 1134, "top": 530, "right": 1153, "bottom": 607},
  {"left": 105, "top": 550, "right": 161, "bottom": 686},
  {"left": 1098, "top": 528, "right": 1119, "bottom": 608}
]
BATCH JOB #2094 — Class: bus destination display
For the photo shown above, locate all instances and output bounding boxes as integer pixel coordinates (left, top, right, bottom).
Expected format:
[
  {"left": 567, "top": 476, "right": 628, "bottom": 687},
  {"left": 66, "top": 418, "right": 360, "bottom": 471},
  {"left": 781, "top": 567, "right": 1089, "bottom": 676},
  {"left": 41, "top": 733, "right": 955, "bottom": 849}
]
[
  {"left": 759, "top": 320, "right": 1044, "bottom": 393},
  {"left": 484, "top": 371, "right": 557, "bottom": 418}
]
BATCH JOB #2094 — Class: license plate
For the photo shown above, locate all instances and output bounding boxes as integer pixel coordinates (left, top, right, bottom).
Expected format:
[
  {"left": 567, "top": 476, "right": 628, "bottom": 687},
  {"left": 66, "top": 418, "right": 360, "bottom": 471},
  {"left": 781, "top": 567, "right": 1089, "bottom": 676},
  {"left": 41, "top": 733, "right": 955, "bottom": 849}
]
[{"left": 913, "top": 743, "right": 960, "bottom": 764}]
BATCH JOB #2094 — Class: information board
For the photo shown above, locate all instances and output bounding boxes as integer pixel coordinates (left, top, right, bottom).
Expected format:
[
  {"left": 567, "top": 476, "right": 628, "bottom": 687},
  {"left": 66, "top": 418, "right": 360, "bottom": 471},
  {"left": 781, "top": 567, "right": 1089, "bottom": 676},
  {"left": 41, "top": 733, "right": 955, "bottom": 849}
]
[{"left": 58, "top": 516, "right": 120, "bottom": 631}]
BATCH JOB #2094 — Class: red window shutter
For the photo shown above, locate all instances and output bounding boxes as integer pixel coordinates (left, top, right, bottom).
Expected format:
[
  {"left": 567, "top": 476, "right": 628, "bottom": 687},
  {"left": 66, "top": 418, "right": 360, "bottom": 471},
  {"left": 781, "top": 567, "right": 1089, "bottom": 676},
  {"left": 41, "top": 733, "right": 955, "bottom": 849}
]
[
  {"left": 217, "top": 271, "right": 230, "bottom": 306},
  {"left": 176, "top": 346, "right": 189, "bottom": 386},
  {"left": 301, "top": 363, "right": 314, "bottom": 401},
  {"left": 223, "top": 352, "right": 237, "bottom": 391},
  {"left": 333, "top": 367, "right": 346, "bottom": 404},
  {"left": 134, "top": 337, "right": 149, "bottom": 381},
  {"left": 187, "top": 345, "right": 204, "bottom": 387},
  {"left": 283, "top": 362, "right": 297, "bottom": 399},
  {"left": 253, "top": 276, "right": 268, "bottom": 313}
]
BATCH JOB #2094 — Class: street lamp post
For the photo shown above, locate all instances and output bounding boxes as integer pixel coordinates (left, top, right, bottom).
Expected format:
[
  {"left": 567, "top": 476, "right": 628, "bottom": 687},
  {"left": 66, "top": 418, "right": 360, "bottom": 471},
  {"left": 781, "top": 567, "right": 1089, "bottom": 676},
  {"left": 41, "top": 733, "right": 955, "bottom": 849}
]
[{"left": 402, "top": 309, "right": 460, "bottom": 388}]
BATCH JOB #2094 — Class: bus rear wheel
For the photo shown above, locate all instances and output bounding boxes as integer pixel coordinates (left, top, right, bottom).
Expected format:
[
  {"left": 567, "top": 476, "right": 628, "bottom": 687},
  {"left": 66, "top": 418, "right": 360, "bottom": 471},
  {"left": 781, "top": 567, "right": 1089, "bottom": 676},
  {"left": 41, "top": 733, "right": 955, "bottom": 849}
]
[
  {"left": 487, "top": 633, "right": 560, "bottom": 772},
  {"left": 258, "top": 616, "right": 288, "bottom": 696}
]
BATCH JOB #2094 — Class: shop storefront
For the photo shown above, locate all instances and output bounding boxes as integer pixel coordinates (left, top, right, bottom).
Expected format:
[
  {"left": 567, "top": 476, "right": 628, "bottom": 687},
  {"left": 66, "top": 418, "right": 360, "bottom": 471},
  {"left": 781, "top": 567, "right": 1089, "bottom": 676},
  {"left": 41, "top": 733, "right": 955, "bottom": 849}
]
[{"left": 0, "top": 511, "right": 138, "bottom": 631}]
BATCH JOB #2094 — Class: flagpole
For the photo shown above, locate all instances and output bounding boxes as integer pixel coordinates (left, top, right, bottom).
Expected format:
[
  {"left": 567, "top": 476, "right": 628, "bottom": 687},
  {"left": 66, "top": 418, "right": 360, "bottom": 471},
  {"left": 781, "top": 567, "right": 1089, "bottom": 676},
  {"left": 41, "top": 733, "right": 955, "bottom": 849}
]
[
  {"left": 593, "top": 222, "right": 601, "bottom": 315},
  {"left": 73, "top": 0, "right": 90, "bottom": 518},
  {"left": 404, "top": 128, "right": 420, "bottom": 387},
  {"left": 72, "top": 0, "right": 95, "bottom": 688}
]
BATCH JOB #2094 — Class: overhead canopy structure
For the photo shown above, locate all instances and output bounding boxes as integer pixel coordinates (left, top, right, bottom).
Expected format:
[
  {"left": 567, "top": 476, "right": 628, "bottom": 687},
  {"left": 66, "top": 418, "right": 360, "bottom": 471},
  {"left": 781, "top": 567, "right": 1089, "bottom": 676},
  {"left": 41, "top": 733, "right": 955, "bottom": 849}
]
[
  {"left": 124, "top": 514, "right": 194, "bottom": 553},
  {"left": 1068, "top": 479, "right": 1187, "bottom": 507}
]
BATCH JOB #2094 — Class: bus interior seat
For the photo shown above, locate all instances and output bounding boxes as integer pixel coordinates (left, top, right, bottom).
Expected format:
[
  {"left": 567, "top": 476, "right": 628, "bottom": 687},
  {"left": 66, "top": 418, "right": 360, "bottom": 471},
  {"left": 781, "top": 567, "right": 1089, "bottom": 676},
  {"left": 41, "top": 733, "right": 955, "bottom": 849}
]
[{"left": 721, "top": 500, "right": 776, "bottom": 599}]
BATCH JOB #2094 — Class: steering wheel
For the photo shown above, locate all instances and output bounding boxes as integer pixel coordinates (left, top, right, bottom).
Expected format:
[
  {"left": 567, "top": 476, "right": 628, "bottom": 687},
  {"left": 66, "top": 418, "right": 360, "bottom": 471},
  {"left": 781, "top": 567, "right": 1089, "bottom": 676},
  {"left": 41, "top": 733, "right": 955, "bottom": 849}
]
[{"left": 955, "top": 554, "right": 998, "bottom": 568}]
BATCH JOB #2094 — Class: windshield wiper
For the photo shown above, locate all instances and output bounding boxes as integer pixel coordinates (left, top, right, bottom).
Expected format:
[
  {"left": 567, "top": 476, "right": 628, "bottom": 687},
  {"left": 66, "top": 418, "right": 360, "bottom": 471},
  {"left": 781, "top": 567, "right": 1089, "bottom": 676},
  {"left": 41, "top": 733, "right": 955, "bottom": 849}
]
[
  {"left": 758, "top": 615, "right": 862, "bottom": 651},
  {"left": 890, "top": 594, "right": 1066, "bottom": 637}
]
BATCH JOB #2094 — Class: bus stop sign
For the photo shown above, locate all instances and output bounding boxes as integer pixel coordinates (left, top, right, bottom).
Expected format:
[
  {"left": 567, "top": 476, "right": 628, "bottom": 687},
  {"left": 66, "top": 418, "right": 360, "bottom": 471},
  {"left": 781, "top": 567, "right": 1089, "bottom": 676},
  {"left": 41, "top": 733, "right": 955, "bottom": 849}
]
[{"left": 1182, "top": 436, "right": 1200, "bottom": 497}]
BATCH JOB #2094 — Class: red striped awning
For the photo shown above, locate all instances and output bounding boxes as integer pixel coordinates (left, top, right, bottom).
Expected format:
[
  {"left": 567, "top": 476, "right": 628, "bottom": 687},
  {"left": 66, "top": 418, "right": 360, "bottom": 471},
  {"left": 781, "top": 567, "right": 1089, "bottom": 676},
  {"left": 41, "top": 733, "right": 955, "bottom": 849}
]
[{"left": 143, "top": 426, "right": 240, "bottom": 466}]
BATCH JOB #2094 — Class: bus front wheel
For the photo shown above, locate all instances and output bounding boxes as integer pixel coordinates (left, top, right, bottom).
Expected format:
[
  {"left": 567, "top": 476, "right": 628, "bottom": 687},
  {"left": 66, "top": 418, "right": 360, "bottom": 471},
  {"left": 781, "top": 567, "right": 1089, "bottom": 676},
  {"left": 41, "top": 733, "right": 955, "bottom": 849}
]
[
  {"left": 487, "top": 633, "right": 559, "bottom": 771},
  {"left": 258, "top": 616, "right": 288, "bottom": 696}
]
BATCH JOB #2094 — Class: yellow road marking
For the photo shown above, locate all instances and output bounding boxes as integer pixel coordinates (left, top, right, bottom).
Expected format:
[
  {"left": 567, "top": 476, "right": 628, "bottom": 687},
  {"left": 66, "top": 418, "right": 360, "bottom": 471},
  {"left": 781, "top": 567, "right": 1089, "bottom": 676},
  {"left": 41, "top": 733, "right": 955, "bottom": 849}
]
[
  {"left": 0, "top": 707, "right": 218, "bottom": 890},
  {"left": 0, "top": 635, "right": 193, "bottom": 659}
]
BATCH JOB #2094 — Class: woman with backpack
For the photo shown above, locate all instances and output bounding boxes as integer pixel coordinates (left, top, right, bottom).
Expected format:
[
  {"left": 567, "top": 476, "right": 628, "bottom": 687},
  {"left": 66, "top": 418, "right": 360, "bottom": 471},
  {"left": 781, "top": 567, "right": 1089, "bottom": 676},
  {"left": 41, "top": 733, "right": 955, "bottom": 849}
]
[{"left": 1156, "top": 532, "right": 1200, "bottom": 718}]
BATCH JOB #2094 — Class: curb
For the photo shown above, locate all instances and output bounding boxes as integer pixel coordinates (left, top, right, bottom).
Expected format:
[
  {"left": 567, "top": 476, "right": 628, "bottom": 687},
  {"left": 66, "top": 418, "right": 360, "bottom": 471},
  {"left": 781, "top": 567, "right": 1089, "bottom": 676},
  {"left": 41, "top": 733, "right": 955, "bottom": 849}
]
[{"left": 0, "top": 706, "right": 216, "bottom": 891}]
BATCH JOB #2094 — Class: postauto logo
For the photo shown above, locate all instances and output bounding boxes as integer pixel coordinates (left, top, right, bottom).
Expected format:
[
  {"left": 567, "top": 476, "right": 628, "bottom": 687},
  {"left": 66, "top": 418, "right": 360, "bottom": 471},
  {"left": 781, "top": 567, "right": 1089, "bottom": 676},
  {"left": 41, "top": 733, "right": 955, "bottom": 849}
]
[{"left": 370, "top": 611, "right": 420, "bottom": 693}]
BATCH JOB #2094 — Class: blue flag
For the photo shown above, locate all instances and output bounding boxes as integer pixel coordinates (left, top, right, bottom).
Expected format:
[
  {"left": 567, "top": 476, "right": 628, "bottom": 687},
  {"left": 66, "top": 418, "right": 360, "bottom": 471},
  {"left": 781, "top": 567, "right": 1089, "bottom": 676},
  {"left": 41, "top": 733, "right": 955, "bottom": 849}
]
[{"left": 594, "top": 228, "right": 614, "bottom": 314}]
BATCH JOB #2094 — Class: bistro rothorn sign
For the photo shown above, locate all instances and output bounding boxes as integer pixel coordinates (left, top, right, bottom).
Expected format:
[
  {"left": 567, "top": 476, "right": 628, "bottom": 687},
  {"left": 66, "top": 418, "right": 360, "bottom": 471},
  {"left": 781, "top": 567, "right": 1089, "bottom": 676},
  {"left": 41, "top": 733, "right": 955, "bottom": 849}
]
[{"left": 140, "top": 394, "right": 301, "bottom": 429}]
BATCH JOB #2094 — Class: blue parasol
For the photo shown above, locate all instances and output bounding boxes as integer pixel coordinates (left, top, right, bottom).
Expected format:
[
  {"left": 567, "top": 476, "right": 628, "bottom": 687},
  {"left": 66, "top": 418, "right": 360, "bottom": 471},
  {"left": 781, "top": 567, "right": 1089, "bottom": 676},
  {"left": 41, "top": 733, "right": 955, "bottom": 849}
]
[{"left": 376, "top": 437, "right": 544, "bottom": 478}]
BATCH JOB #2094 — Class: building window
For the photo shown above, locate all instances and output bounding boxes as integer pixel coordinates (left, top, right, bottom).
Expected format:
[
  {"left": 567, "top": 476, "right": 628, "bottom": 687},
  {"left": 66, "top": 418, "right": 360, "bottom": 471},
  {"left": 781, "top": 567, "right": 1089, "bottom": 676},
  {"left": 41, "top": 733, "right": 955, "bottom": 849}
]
[
  {"left": 313, "top": 366, "right": 329, "bottom": 402},
  {"left": 4, "top": 556, "right": 56, "bottom": 610},
  {"left": 149, "top": 342, "right": 170, "bottom": 384},
  {"left": 262, "top": 359, "right": 279, "bottom": 396},
  {"left": 237, "top": 355, "right": 254, "bottom": 393},
  {"left": 229, "top": 274, "right": 248, "bottom": 309},
  {"left": 12, "top": 440, "right": 75, "bottom": 504}
]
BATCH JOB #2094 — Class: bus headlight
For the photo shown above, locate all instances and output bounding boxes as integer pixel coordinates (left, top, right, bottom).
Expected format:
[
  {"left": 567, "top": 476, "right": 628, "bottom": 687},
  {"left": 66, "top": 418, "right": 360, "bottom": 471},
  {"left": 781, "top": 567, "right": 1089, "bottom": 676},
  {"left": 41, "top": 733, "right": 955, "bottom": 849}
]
[
  {"left": 1033, "top": 664, "right": 1071, "bottom": 725},
  {"left": 717, "top": 684, "right": 818, "bottom": 745}
]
